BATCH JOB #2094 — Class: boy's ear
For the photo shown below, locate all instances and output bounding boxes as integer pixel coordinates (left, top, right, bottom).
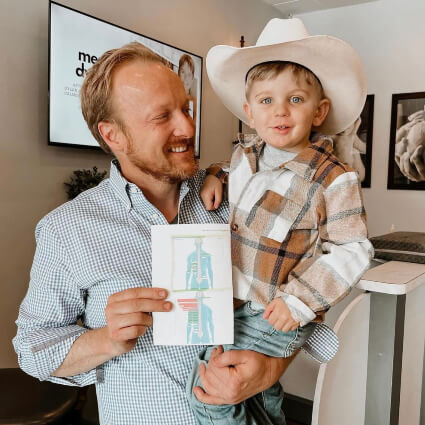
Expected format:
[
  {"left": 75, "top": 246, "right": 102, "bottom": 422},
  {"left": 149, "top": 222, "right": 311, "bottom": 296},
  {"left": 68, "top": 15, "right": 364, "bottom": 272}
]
[
  {"left": 243, "top": 102, "right": 255, "bottom": 129},
  {"left": 312, "top": 98, "right": 330, "bottom": 127},
  {"left": 98, "top": 120, "right": 128, "bottom": 154}
]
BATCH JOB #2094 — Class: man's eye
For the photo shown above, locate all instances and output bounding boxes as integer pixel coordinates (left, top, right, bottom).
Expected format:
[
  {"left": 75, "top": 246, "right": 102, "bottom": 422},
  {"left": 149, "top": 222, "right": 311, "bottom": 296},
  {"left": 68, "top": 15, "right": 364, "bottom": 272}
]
[
  {"left": 290, "top": 96, "right": 303, "bottom": 104},
  {"left": 261, "top": 98, "right": 272, "bottom": 104},
  {"left": 155, "top": 113, "right": 169, "bottom": 120}
]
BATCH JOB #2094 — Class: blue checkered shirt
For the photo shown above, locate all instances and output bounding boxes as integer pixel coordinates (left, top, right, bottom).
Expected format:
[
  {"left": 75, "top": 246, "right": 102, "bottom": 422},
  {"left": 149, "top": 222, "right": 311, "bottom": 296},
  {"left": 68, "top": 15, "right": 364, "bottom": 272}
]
[
  {"left": 13, "top": 160, "right": 337, "bottom": 424},
  {"left": 13, "top": 161, "right": 230, "bottom": 425}
]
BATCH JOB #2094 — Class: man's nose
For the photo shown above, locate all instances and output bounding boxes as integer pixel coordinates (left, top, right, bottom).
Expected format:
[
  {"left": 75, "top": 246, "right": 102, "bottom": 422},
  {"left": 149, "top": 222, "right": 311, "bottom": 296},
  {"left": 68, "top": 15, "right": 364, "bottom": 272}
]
[{"left": 173, "top": 111, "right": 195, "bottom": 138}]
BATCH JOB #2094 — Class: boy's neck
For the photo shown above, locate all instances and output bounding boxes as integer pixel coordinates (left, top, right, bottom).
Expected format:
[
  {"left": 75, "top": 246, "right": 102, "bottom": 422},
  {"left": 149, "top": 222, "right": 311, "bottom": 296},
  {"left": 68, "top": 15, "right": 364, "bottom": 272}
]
[{"left": 259, "top": 142, "right": 299, "bottom": 171}]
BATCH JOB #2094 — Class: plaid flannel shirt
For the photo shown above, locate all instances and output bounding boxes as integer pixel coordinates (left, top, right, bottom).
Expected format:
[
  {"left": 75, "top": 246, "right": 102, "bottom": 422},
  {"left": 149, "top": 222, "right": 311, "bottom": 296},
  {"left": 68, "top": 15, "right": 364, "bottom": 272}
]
[{"left": 208, "top": 136, "right": 374, "bottom": 325}]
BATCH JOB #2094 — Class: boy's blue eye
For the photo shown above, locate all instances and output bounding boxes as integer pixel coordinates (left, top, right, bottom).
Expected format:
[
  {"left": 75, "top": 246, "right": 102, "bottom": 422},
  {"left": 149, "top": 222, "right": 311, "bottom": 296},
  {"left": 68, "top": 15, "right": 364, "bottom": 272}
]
[
  {"left": 290, "top": 96, "right": 302, "bottom": 104},
  {"left": 261, "top": 98, "right": 272, "bottom": 104}
]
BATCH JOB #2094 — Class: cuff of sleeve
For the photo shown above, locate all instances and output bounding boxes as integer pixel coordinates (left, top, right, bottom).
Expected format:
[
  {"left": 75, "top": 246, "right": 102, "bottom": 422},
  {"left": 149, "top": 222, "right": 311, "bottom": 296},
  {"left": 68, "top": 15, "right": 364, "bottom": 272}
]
[
  {"left": 206, "top": 165, "right": 229, "bottom": 184},
  {"left": 279, "top": 293, "right": 316, "bottom": 326},
  {"left": 30, "top": 325, "right": 103, "bottom": 387}
]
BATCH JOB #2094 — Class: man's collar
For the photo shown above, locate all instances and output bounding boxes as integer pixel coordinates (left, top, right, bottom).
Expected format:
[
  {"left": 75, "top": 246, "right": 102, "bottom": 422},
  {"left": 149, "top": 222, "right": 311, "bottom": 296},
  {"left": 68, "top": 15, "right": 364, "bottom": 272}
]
[
  {"left": 109, "top": 159, "right": 131, "bottom": 210},
  {"left": 239, "top": 135, "right": 334, "bottom": 182}
]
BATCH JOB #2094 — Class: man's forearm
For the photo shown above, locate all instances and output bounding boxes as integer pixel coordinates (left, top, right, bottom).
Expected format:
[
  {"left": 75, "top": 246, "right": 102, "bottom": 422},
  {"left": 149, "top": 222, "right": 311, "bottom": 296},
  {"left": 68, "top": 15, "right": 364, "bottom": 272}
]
[{"left": 52, "top": 327, "right": 116, "bottom": 377}]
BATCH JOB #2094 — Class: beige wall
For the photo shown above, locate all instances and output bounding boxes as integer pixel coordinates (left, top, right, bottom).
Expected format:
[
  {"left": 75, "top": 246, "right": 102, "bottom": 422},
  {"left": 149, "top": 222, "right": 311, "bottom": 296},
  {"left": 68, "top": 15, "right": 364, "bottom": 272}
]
[{"left": 0, "top": 0, "right": 280, "bottom": 367}]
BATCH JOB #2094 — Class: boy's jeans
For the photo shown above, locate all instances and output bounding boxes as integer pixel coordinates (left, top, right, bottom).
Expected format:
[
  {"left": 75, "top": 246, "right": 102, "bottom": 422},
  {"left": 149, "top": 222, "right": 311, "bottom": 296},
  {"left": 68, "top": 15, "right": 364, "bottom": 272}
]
[{"left": 186, "top": 301, "right": 316, "bottom": 425}]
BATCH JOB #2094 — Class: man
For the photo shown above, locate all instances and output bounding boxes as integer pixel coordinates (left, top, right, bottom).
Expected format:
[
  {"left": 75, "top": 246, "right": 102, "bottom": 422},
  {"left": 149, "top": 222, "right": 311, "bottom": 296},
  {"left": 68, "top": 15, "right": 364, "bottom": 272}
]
[{"left": 13, "top": 42, "right": 292, "bottom": 424}]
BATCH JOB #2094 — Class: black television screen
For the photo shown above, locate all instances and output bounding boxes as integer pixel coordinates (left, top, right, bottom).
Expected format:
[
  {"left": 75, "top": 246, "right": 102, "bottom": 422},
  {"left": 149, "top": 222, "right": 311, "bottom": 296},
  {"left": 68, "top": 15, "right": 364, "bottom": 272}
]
[{"left": 49, "top": 1, "right": 203, "bottom": 156}]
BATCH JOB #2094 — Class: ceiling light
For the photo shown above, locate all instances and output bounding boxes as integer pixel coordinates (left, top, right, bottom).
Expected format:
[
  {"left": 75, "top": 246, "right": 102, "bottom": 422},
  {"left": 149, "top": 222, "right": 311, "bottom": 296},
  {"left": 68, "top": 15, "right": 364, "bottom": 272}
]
[{"left": 274, "top": 0, "right": 301, "bottom": 5}]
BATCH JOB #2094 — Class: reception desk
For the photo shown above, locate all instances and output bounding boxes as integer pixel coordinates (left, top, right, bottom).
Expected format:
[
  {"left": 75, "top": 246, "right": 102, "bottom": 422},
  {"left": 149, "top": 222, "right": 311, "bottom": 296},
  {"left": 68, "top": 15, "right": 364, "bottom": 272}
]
[{"left": 357, "top": 261, "right": 425, "bottom": 425}]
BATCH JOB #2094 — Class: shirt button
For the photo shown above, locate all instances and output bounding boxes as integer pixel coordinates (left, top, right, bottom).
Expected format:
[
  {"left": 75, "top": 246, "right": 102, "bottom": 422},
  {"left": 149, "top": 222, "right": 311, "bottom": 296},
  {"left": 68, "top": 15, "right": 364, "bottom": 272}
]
[
  {"left": 151, "top": 213, "right": 159, "bottom": 220},
  {"left": 231, "top": 223, "right": 238, "bottom": 232}
]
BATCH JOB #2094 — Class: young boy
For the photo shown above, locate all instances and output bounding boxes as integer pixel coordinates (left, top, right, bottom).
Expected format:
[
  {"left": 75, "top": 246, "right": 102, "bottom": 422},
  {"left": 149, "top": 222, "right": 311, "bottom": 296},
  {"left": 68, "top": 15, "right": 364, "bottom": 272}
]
[{"left": 187, "top": 18, "right": 374, "bottom": 425}]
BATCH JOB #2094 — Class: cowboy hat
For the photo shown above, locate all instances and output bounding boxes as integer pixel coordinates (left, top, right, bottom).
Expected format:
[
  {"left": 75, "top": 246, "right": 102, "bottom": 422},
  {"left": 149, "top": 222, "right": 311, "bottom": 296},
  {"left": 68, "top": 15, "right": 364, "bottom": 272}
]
[{"left": 206, "top": 18, "right": 367, "bottom": 135}]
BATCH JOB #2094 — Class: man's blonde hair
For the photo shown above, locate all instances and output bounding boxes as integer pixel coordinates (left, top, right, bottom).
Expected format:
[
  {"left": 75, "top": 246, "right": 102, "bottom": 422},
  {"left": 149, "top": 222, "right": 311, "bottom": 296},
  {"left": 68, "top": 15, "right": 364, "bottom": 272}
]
[
  {"left": 80, "top": 42, "right": 165, "bottom": 153},
  {"left": 245, "top": 61, "right": 324, "bottom": 100}
]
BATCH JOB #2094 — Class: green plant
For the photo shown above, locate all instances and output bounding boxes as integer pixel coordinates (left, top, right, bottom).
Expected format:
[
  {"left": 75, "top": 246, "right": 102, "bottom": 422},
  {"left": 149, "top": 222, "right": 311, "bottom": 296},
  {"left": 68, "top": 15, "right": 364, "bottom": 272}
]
[{"left": 64, "top": 166, "right": 107, "bottom": 200}]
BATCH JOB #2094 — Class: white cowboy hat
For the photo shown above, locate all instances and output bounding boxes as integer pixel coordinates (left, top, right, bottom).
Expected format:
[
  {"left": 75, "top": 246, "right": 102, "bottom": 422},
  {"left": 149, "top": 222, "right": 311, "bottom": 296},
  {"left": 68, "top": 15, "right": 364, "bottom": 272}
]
[{"left": 206, "top": 18, "right": 367, "bottom": 135}]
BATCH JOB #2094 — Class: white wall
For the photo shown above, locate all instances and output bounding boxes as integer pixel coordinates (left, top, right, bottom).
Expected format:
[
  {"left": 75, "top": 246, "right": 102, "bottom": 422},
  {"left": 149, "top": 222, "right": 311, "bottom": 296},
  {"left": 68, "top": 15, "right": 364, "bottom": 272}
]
[
  {"left": 0, "top": 0, "right": 281, "bottom": 368},
  {"left": 298, "top": 0, "right": 425, "bottom": 237},
  {"left": 281, "top": 0, "right": 425, "bottom": 401}
]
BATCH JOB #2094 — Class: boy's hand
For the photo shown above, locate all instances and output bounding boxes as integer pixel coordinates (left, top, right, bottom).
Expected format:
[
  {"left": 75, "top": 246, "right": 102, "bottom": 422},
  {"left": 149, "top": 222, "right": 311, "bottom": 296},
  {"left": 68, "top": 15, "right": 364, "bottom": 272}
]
[
  {"left": 263, "top": 298, "right": 299, "bottom": 333},
  {"left": 201, "top": 175, "right": 223, "bottom": 210}
]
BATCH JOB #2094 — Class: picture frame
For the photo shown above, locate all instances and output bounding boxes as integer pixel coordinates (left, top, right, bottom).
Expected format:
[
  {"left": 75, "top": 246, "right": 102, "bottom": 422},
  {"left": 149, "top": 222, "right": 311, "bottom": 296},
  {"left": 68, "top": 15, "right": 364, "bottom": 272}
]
[
  {"left": 387, "top": 92, "right": 425, "bottom": 190},
  {"left": 49, "top": 1, "right": 203, "bottom": 157},
  {"left": 358, "top": 94, "right": 374, "bottom": 188}
]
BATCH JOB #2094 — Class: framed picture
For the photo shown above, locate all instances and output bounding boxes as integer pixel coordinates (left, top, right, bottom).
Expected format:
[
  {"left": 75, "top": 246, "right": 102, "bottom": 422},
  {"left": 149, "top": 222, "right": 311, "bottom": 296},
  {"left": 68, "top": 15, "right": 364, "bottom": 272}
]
[
  {"left": 49, "top": 1, "right": 203, "bottom": 157},
  {"left": 388, "top": 92, "right": 425, "bottom": 190},
  {"left": 330, "top": 94, "right": 374, "bottom": 188}
]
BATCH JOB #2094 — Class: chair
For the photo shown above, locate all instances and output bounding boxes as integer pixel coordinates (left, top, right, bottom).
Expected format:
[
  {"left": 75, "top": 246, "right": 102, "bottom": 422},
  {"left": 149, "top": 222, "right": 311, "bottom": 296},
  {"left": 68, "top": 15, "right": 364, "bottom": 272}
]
[
  {"left": 311, "top": 292, "right": 371, "bottom": 425},
  {"left": 0, "top": 368, "right": 79, "bottom": 425}
]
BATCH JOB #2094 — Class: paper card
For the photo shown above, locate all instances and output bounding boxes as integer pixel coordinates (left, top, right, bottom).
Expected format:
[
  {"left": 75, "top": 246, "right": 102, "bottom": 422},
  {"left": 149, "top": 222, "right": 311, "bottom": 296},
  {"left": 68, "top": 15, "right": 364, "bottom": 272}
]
[{"left": 152, "top": 224, "right": 234, "bottom": 345}]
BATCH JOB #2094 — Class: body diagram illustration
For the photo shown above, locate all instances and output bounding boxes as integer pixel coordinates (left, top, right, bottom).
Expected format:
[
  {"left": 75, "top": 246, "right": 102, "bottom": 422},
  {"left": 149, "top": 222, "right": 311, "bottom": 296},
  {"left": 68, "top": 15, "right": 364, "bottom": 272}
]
[
  {"left": 178, "top": 293, "right": 214, "bottom": 344},
  {"left": 185, "top": 238, "right": 214, "bottom": 290}
]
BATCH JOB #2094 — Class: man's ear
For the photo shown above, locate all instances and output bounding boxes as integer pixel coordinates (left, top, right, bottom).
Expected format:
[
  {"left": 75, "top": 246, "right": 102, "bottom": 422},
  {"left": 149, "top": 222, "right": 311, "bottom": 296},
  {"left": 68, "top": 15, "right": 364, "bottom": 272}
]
[
  {"left": 98, "top": 120, "right": 127, "bottom": 154},
  {"left": 243, "top": 102, "right": 255, "bottom": 129},
  {"left": 312, "top": 98, "right": 330, "bottom": 127}
]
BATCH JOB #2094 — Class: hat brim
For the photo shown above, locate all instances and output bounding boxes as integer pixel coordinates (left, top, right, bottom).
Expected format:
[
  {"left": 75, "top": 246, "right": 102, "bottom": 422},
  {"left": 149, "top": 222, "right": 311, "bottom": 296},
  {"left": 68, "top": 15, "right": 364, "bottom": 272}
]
[{"left": 206, "top": 35, "right": 367, "bottom": 135}]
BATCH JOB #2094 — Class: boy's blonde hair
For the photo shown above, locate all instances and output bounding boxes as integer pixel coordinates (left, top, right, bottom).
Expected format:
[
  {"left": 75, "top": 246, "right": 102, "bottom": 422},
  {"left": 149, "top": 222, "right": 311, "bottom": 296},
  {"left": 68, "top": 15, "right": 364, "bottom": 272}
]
[
  {"left": 245, "top": 61, "right": 324, "bottom": 100},
  {"left": 80, "top": 42, "right": 165, "bottom": 153}
]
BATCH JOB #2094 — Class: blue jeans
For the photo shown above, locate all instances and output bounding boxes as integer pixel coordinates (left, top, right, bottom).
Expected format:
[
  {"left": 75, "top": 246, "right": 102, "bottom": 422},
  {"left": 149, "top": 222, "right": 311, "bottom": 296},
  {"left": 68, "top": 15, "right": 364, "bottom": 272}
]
[{"left": 186, "top": 302, "right": 316, "bottom": 425}]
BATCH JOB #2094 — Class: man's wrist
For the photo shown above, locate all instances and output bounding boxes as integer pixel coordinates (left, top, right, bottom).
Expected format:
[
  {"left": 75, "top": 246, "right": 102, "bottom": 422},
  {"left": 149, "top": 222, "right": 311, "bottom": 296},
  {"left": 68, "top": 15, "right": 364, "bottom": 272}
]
[
  {"left": 268, "top": 354, "right": 297, "bottom": 386},
  {"left": 98, "top": 327, "right": 128, "bottom": 358}
]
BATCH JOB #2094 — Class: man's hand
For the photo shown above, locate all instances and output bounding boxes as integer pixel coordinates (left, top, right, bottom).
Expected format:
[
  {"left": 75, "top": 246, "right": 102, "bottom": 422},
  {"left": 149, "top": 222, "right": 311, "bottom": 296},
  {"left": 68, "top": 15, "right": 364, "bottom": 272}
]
[
  {"left": 263, "top": 298, "right": 299, "bottom": 333},
  {"left": 193, "top": 346, "right": 296, "bottom": 405},
  {"left": 201, "top": 175, "right": 223, "bottom": 210},
  {"left": 104, "top": 287, "right": 172, "bottom": 356}
]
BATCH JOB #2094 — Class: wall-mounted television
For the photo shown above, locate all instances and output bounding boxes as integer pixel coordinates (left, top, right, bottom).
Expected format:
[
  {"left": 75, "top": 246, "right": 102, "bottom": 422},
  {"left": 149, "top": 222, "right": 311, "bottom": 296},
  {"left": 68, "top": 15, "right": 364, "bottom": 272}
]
[{"left": 49, "top": 1, "right": 203, "bottom": 157}]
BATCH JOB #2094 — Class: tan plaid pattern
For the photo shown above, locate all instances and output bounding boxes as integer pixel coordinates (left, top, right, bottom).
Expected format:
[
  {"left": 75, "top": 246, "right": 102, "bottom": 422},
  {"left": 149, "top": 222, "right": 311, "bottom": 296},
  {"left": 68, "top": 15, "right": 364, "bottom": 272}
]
[{"left": 208, "top": 136, "right": 373, "bottom": 315}]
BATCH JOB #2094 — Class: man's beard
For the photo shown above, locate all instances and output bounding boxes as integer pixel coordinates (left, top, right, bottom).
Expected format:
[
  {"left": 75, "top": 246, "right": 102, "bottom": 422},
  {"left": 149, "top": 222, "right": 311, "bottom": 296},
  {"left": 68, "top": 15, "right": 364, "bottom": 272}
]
[{"left": 127, "top": 137, "right": 199, "bottom": 183}]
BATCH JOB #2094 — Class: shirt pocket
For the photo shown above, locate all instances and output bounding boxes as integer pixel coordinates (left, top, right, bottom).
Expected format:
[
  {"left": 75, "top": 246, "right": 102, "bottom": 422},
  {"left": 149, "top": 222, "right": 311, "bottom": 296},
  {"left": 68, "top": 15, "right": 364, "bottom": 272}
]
[{"left": 244, "top": 190, "right": 317, "bottom": 243}]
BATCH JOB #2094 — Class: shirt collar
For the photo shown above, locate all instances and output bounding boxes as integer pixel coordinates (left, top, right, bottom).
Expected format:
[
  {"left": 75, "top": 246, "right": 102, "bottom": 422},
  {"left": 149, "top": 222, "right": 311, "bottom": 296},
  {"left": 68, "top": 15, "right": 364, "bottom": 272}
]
[
  {"left": 108, "top": 159, "right": 190, "bottom": 212},
  {"left": 239, "top": 135, "right": 334, "bottom": 182}
]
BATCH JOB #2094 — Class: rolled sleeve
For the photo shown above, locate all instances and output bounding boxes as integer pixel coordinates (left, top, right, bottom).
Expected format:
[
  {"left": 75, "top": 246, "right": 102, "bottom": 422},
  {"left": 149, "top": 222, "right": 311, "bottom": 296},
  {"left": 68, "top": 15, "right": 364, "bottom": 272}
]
[
  {"left": 13, "top": 216, "right": 102, "bottom": 386},
  {"left": 206, "top": 161, "right": 230, "bottom": 184},
  {"left": 14, "top": 324, "right": 102, "bottom": 386}
]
